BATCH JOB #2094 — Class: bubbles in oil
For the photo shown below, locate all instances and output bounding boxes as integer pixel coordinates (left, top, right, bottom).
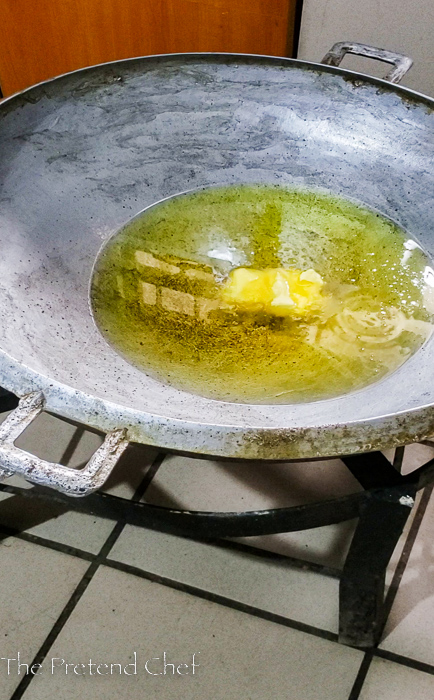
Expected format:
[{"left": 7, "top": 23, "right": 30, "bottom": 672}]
[{"left": 91, "top": 185, "right": 434, "bottom": 404}]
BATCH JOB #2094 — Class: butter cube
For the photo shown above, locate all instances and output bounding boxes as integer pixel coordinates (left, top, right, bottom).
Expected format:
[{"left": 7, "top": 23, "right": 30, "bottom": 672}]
[{"left": 221, "top": 266, "right": 325, "bottom": 317}]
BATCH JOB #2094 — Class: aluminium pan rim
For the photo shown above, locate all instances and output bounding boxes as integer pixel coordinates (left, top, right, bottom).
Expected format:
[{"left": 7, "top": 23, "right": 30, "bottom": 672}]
[
  {"left": 2, "top": 50, "right": 434, "bottom": 110},
  {"left": 0, "top": 350, "right": 433, "bottom": 460},
  {"left": 1, "top": 52, "right": 434, "bottom": 459}
]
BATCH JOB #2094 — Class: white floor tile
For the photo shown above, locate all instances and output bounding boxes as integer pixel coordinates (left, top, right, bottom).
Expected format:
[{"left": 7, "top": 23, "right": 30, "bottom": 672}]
[
  {"left": 102, "top": 443, "right": 159, "bottom": 499},
  {"left": 110, "top": 525, "right": 340, "bottom": 632},
  {"left": 359, "top": 658, "right": 434, "bottom": 699},
  {"left": 380, "top": 487, "right": 434, "bottom": 665},
  {"left": 0, "top": 491, "right": 114, "bottom": 554},
  {"left": 0, "top": 537, "right": 88, "bottom": 697},
  {"left": 144, "top": 454, "right": 362, "bottom": 569},
  {"left": 21, "top": 566, "right": 363, "bottom": 700},
  {"left": 383, "top": 443, "right": 434, "bottom": 476}
]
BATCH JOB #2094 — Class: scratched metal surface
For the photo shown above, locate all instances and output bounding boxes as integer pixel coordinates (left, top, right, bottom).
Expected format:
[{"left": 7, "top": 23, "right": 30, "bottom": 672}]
[{"left": 0, "top": 53, "right": 433, "bottom": 459}]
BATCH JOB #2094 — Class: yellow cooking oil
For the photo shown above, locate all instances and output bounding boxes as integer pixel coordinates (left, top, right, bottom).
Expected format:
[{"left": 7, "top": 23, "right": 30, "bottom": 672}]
[{"left": 90, "top": 184, "right": 434, "bottom": 403}]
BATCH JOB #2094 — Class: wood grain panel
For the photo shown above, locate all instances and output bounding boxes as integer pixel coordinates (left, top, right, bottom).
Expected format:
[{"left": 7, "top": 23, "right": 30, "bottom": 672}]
[{"left": 0, "top": 0, "right": 295, "bottom": 96}]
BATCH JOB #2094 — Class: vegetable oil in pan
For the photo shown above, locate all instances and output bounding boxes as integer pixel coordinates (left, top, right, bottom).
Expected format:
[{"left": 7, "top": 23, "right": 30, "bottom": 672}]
[{"left": 91, "top": 185, "right": 434, "bottom": 404}]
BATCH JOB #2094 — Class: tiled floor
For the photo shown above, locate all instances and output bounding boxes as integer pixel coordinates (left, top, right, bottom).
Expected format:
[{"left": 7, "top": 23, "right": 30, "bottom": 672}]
[{"left": 0, "top": 407, "right": 433, "bottom": 699}]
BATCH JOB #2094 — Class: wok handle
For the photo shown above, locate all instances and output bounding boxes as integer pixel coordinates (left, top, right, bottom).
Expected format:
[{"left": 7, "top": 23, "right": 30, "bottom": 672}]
[
  {"left": 0, "top": 392, "right": 129, "bottom": 496},
  {"left": 321, "top": 41, "right": 413, "bottom": 84}
]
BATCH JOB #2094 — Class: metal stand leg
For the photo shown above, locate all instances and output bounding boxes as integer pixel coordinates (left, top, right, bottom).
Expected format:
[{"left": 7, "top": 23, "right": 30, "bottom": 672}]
[{"left": 339, "top": 485, "right": 416, "bottom": 646}]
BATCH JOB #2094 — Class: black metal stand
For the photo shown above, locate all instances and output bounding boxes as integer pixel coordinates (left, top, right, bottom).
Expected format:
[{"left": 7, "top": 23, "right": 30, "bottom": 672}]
[{"left": 0, "top": 389, "right": 432, "bottom": 648}]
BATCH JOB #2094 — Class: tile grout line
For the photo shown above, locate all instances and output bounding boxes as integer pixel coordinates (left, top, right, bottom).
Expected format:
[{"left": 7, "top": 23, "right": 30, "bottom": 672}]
[
  {"left": 8, "top": 524, "right": 123, "bottom": 700},
  {"left": 0, "top": 515, "right": 341, "bottom": 578},
  {"left": 0, "top": 482, "right": 342, "bottom": 579},
  {"left": 347, "top": 645, "right": 434, "bottom": 700},
  {"left": 345, "top": 483, "right": 434, "bottom": 700},
  {"left": 8, "top": 451, "right": 166, "bottom": 700},
  {"left": 373, "top": 648, "right": 434, "bottom": 676},
  {"left": 0, "top": 517, "right": 342, "bottom": 579},
  {"left": 381, "top": 484, "right": 434, "bottom": 624},
  {"left": 58, "top": 426, "right": 86, "bottom": 467},
  {"left": 131, "top": 452, "right": 166, "bottom": 500},
  {"left": 347, "top": 653, "right": 374, "bottom": 700},
  {"left": 0, "top": 521, "right": 342, "bottom": 644},
  {"left": 0, "top": 525, "right": 95, "bottom": 562},
  {"left": 213, "top": 538, "right": 341, "bottom": 578},
  {"left": 102, "top": 557, "right": 339, "bottom": 643},
  {"left": 0, "top": 524, "right": 347, "bottom": 647}
]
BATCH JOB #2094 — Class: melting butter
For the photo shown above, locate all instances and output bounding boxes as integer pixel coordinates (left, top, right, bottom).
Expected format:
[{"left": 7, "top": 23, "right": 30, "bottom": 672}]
[{"left": 221, "top": 267, "right": 325, "bottom": 317}]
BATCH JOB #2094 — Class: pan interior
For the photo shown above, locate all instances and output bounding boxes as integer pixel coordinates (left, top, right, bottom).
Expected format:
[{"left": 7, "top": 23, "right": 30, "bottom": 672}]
[{"left": 91, "top": 184, "right": 434, "bottom": 404}]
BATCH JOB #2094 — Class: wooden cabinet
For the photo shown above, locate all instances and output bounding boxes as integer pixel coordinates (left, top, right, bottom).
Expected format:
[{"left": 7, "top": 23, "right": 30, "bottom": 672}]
[{"left": 0, "top": 0, "right": 296, "bottom": 96}]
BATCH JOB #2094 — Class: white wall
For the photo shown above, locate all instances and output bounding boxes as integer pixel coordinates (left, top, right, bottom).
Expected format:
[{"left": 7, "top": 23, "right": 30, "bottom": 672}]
[{"left": 298, "top": 0, "right": 434, "bottom": 97}]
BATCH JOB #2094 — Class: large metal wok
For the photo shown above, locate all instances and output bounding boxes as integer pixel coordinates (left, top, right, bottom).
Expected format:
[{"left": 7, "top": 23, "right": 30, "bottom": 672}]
[{"left": 0, "top": 42, "right": 433, "bottom": 494}]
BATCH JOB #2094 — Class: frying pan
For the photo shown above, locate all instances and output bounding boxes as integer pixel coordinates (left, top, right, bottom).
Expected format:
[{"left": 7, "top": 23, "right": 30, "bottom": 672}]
[{"left": 0, "top": 42, "right": 433, "bottom": 495}]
